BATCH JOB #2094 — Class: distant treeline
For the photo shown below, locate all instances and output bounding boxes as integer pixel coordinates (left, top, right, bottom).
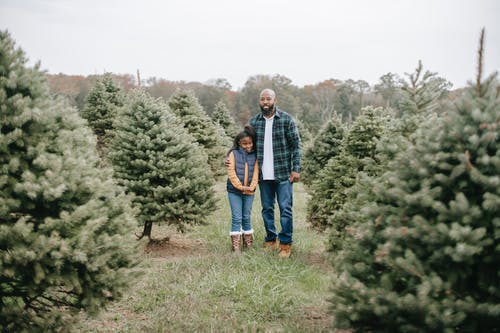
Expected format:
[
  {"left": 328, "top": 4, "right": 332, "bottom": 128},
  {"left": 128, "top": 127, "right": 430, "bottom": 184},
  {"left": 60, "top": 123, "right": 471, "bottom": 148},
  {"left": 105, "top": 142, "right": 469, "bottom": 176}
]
[{"left": 46, "top": 71, "right": 462, "bottom": 133}]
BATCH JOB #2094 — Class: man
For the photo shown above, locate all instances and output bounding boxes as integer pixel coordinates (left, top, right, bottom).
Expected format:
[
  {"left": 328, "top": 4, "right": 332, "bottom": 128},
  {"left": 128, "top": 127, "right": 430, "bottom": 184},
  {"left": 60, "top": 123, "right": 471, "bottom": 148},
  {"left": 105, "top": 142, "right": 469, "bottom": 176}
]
[{"left": 249, "top": 88, "right": 301, "bottom": 258}]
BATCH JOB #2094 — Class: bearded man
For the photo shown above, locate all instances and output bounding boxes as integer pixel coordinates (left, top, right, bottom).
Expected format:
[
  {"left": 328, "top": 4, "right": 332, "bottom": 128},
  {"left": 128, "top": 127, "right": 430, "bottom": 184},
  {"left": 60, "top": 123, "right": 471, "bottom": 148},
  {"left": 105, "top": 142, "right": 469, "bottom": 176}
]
[{"left": 249, "top": 88, "right": 302, "bottom": 258}]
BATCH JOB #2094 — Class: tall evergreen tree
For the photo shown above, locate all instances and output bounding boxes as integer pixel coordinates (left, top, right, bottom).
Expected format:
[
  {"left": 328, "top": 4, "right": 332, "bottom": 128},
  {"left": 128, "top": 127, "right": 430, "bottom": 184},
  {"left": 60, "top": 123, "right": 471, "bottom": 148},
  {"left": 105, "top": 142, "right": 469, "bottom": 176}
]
[
  {"left": 329, "top": 63, "right": 453, "bottom": 250},
  {"left": 80, "top": 74, "right": 123, "bottom": 155},
  {"left": 295, "top": 117, "right": 313, "bottom": 152},
  {"left": 330, "top": 33, "right": 500, "bottom": 332},
  {"left": 109, "top": 90, "right": 217, "bottom": 239},
  {"left": 0, "top": 31, "right": 138, "bottom": 332},
  {"left": 301, "top": 115, "right": 345, "bottom": 186},
  {"left": 397, "top": 61, "right": 451, "bottom": 135},
  {"left": 168, "top": 90, "right": 227, "bottom": 177},
  {"left": 306, "top": 107, "right": 386, "bottom": 230}
]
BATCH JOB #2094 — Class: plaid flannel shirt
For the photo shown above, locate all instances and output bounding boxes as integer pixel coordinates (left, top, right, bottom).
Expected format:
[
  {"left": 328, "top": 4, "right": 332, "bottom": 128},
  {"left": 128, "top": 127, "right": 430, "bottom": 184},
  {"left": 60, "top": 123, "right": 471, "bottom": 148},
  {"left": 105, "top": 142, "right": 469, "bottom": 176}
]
[{"left": 249, "top": 108, "right": 302, "bottom": 182}]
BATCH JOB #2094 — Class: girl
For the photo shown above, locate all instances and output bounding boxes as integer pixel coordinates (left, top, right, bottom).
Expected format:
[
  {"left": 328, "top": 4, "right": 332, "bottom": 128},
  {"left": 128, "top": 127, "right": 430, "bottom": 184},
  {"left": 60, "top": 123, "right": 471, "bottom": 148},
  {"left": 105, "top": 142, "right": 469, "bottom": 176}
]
[{"left": 226, "top": 125, "right": 259, "bottom": 252}]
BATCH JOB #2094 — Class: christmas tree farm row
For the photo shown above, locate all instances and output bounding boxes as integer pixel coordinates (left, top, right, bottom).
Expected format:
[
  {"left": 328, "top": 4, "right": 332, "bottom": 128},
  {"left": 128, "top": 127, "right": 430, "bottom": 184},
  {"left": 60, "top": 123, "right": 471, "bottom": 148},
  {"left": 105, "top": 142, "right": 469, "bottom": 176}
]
[
  {"left": 0, "top": 30, "right": 231, "bottom": 331},
  {"left": 302, "top": 32, "right": 499, "bottom": 331}
]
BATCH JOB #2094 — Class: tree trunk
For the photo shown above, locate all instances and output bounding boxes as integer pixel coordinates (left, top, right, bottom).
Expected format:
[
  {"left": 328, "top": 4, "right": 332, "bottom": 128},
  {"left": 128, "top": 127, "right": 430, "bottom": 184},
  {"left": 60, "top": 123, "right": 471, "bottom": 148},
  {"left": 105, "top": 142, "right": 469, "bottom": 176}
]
[{"left": 136, "top": 221, "right": 153, "bottom": 240}]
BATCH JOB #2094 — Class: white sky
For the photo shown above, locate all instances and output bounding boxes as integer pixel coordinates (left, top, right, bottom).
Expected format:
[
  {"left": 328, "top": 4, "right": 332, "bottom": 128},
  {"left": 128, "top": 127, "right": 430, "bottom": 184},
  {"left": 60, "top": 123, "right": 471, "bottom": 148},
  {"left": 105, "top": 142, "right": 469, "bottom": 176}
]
[{"left": 1, "top": 0, "right": 499, "bottom": 90}]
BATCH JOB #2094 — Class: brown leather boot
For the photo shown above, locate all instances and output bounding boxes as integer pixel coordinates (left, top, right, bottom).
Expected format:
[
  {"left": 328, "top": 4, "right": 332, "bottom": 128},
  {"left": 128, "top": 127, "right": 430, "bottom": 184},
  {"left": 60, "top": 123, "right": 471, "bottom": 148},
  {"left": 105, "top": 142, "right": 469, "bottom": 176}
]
[
  {"left": 242, "top": 231, "right": 253, "bottom": 248},
  {"left": 230, "top": 234, "right": 242, "bottom": 252},
  {"left": 263, "top": 239, "right": 280, "bottom": 251},
  {"left": 278, "top": 243, "right": 292, "bottom": 258}
]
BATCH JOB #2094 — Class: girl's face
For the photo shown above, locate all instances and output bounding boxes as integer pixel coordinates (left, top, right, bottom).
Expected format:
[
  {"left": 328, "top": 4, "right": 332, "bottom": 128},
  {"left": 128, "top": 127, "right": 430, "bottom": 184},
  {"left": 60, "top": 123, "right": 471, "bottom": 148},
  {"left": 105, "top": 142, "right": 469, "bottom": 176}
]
[{"left": 239, "top": 136, "right": 253, "bottom": 153}]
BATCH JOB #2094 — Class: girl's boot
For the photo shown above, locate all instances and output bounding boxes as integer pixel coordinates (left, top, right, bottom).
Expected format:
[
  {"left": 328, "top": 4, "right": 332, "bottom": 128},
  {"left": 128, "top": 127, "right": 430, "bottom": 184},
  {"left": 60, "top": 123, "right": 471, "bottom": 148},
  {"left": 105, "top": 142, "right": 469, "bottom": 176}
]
[
  {"left": 230, "top": 232, "right": 242, "bottom": 252},
  {"left": 242, "top": 230, "right": 254, "bottom": 248}
]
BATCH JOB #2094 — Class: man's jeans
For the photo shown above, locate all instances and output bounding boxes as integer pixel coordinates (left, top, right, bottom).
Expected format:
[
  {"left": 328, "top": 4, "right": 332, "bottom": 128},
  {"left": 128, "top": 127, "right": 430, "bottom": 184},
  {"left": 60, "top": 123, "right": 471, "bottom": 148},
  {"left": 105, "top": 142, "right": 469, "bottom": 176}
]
[
  {"left": 228, "top": 192, "right": 255, "bottom": 233},
  {"left": 259, "top": 180, "right": 293, "bottom": 244}
]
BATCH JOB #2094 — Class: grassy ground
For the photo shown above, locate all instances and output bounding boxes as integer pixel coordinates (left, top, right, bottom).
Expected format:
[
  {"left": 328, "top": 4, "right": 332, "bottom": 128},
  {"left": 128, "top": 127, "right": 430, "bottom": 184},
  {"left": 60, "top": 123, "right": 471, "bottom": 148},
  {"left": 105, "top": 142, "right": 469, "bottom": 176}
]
[{"left": 75, "top": 182, "right": 334, "bottom": 332}]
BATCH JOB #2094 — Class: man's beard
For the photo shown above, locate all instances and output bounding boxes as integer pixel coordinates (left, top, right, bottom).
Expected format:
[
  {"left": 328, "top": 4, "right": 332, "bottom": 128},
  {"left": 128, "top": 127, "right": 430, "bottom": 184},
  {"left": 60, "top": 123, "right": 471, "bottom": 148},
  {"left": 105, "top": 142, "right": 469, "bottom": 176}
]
[{"left": 260, "top": 104, "right": 275, "bottom": 117}]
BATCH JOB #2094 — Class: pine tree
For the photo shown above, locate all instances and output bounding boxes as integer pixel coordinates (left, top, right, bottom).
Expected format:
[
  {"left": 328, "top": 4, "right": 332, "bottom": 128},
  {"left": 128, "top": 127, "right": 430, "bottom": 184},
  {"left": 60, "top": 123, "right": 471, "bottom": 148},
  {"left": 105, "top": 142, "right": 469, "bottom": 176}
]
[
  {"left": 306, "top": 107, "right": 387, "bottom": 230},
  {"left": 109, "top": 90, "right": 217, "bottom": 239},
  {"left": 306, "top": 152, "right": 359, "bottom": 230},
  {"left": 80, "top": 74, "right": 123, "bottom": 156},
  {"left": 211, "top": 99, "right": 239, "bottom": 139},
  {"left": 330, "top": 32, "right": 500, "bottom": 332},
  {"left": 295, "top": 117, "right": 313, "bottom": 150},
  {"left": 343, "top": 107, "right": 388, "bottom": 160},
  {"left": 0, "top": 31, "right": 138, "bottom": 332},
  {"left": 330, "top": 63, "right": 452, "bottom": 251},
  {"left": 168, "top": 90, "right": 227, "bottom": 177},
  {"left": 397, "top": 61, "right": 451, "bottom": 136},
  {"left": 301, "top": 115, "right": 345, "bottom": 186}
]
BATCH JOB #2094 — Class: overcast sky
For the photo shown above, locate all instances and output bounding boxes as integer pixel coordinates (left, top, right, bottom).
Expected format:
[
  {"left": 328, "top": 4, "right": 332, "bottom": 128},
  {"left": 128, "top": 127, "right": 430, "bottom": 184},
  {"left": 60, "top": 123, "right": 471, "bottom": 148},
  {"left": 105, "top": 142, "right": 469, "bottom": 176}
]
[{"left": 1, "top": 0, "right": 498, "bottom": 90}]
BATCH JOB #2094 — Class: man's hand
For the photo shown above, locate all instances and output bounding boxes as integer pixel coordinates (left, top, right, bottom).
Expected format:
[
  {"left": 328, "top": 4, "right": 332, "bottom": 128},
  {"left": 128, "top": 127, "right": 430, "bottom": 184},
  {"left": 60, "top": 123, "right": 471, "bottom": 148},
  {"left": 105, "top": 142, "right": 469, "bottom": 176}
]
[
  {"left": 242, "top": 186, "right": 252, "bottom": 192},
  {"left": 289, "top": 171, "right": 300, "bottom": 183}
]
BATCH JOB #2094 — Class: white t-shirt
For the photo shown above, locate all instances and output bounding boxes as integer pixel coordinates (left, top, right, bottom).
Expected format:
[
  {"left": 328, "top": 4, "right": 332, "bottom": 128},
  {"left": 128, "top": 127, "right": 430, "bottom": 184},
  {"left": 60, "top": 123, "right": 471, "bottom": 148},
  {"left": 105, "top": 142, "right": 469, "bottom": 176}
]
[{"left": 261, "top": 115, "right": 275, "bottom": 180}]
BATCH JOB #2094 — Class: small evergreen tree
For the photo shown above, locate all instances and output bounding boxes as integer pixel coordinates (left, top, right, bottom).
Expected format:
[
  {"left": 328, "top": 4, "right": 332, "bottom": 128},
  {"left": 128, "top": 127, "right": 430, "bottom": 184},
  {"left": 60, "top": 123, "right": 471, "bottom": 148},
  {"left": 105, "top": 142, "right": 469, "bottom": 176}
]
[
  {"left": 306, "top": 152, "right": 359, "bottom": 230},
  {"left": 80, "top": 74, "right": 123, "bottom": 155},
  {"left": 301, "top": 115, "right": 345, "bottom": 186},
  {"left": 343, "top": 106, "right": 388, "bottom": 160},
  {"left": 0, "top": 31, "right": 138, "bottom": 332},
  {"left": 330, "top": 32, "right": 500, "bottom": 332},
  {"left": 295, "top": 117, "right": 313, "bottom": 150},
  {"left": 306, "top": 107, "right": 386, "bottom": 230},
  {"left": 168, "top": 89, "right": 227, "bottom": 177},
  {"left": 330, "top": 63, "right": 453, "bottom": 251},
  {"left": 109, "top": 90, "right": 217, "bottom": 239},
  {"left": 211, "top": 99, "right": 239, "bottom": 139}
]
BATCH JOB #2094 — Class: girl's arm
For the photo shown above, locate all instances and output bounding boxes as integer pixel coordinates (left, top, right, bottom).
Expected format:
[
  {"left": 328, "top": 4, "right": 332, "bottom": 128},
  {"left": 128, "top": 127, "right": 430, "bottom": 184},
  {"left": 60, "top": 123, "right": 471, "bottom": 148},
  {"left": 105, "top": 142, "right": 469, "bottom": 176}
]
[
  {"left": 248, "top": 160, "right": 259, "bottom": 192},
  {"left": 227, "top": 151, "right": 243, "bottom": 191}
]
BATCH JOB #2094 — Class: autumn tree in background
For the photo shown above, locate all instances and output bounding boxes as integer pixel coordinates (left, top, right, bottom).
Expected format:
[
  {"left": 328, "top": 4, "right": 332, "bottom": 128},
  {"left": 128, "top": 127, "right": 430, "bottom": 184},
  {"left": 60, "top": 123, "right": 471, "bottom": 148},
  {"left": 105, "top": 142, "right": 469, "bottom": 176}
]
[
  {"left": 168, "top": 89, "right": 228, "bottom": 177},
  {"left": 109, "top": 90, "right": 217, "bottom": 239},
  {"left": 80, "top": 74, "right": 124, "bottom": 156},
  {"left": 330, "top": 31, "right": 500, "bottom": 332},
  {"left": 45, "top": 70, "right": 459, "bottom": 140},
  {"left": 235, "top": 74, "right": 302, "bottom": 124},
  {"left": 335, "top": 82, "right": 357, "bottom": 123},
  {"left": 374, "top": 72, "right": 403, "bottom": 109},
  {"left": 310, "top": 80, "right": 338, "bottom": 123},
  {"left": 0, "top": 31, "right": 138, "bottom": 332},
  {"left": 145, "top": 77, "right": 231, "bottom": 118}
]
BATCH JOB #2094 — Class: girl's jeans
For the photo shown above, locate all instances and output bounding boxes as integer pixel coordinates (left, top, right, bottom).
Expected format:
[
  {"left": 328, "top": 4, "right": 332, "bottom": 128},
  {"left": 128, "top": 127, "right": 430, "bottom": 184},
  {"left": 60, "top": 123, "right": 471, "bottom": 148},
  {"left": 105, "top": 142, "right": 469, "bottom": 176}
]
[{"left": 228, "top": 191, "right": 255, "bottom": 233}]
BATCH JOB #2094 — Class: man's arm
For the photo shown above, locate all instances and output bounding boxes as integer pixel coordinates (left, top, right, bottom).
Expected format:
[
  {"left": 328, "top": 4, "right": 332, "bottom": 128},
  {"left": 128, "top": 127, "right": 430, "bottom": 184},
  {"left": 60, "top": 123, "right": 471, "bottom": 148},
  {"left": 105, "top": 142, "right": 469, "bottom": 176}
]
[{"left": 287, "top": 118, "right": 302, "bottom": 182}]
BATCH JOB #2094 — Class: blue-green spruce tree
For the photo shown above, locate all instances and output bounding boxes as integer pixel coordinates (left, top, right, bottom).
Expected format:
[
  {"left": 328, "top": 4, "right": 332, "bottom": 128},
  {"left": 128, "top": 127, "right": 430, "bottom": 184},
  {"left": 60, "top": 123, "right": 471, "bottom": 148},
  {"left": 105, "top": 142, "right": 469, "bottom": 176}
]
[
  {"left": 301, "top": 115, "right": 345, "bottom": 187},
  {"left": 109, "top": 90, "right": 217, "bottom": 239},
  {"left": 168, "top": 90, "right": 227, "bottom": 178},
  {"left": 330, "top": 35, "right": 500, "bottom": 332},
  {"left": 80, "top": 74, "right": 124, "bottom": 156},
  {"left": 306, "top": 107, "right": 387, "bottom": 231},
  {"left": 0, "top": 31, "right": 138, "bottom": 332}
]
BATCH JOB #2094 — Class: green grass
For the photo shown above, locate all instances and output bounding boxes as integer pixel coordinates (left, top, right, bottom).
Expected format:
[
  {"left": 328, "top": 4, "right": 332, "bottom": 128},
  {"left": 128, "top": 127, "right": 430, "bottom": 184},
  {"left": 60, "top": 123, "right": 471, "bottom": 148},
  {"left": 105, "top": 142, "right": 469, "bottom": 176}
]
[{"left": 75, "top": 182, "right": 334, "bottom": 332}]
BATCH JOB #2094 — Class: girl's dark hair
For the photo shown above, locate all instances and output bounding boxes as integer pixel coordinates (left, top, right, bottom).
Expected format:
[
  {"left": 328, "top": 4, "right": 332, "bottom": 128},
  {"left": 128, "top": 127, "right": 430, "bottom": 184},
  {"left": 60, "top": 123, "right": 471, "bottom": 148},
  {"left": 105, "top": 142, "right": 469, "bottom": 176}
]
[{"left": 227, "top": 125, "right": 256, "bottom": 156}]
